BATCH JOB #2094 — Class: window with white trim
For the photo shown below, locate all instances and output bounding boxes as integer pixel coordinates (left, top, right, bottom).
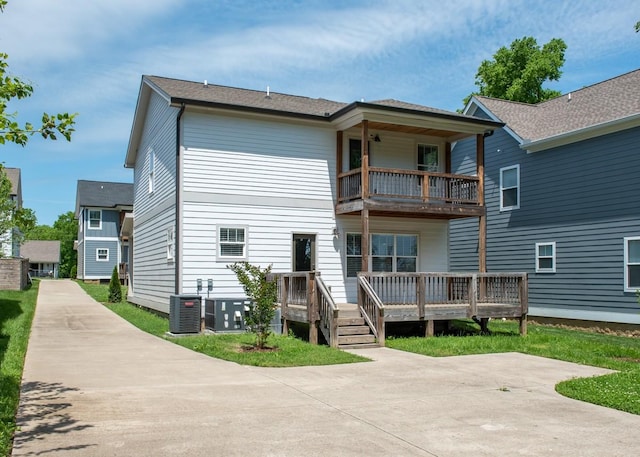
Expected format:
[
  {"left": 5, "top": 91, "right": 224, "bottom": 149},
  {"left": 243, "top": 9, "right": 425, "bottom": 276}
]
[
  {"left": 346, "top": 233, "right": 362, "bottom": 278},
  {"left": 218, "top": 227, "right": 246, "bottom": 259},
  {"left": 624, "top": 237, "right": 640, "bottom": 292},
  {"left": 88, "top": 210, "right": 102, "bottom": 230},
  {"left": 417, "top": 144, "right": 439, "bottom": 172},
  {"left": 148, "top": 149, "right": 155, "bottom": 194},
  {"left": 500, "top": 165, "right": 520, "bottom": 210},
  {"left": 167, "top": 227, "right": 175, "bottom": 261},
  {"left": 96, "top": 248, "right": 109, "bottom": 262},
  {"left": 535, "top": 242, "right": 556, "bottom": 273}
]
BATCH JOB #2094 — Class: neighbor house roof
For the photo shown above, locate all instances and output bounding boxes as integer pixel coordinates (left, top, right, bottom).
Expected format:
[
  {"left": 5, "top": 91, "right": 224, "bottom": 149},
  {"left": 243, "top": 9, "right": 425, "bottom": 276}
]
[
  {"left": 21, "top": 240, "right": 61, "bottom": 263},
  {"left": 4, "top": 167, "right": 22, "bottom": 208},
  {"left": 469, "top": 68, "right": 640, "bottom": 151},
  {"left": 75, "top": 180, "right": 134, "bottom": 217}
]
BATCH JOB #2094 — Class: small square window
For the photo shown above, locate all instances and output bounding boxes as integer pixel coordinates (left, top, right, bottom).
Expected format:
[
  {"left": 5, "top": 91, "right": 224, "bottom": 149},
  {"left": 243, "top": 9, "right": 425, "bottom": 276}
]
[
  {"left": 96, "top": 248, "right": 109, "bottom": 262},
  {"left": 218, "top": 227, "right": 246, "bottom": 259},
  {"left": 535, "top": 242, "right": 555, "bottom": 273}
]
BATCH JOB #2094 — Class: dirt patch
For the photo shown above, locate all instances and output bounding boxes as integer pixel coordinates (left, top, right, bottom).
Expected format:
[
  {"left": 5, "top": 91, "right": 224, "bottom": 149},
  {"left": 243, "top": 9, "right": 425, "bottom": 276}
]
[
  {"left": 237, "top": 344, "right": 279, "bottom": 353},
  {"left": 530, "top": 317, "right": 640, "bottom": 338}
]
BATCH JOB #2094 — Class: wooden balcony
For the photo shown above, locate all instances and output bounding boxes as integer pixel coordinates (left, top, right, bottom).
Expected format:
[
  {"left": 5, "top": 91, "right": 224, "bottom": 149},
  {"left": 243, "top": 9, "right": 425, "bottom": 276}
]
[{"left": 336, "top": 167, "right": 484, "bottom": 218}]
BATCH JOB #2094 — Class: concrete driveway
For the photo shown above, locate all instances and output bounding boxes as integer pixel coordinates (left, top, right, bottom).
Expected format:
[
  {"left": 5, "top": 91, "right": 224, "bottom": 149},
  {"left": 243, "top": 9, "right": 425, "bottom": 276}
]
[{"left": 12, "top": 280, "right": 640, "bottom": 456}]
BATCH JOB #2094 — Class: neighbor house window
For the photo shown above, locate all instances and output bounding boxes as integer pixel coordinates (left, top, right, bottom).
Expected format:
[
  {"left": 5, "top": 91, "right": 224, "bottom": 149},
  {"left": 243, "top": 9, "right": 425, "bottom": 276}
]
[
  {"left": 218, "top": 227, "right": 246, "bottom": 259},
  {"left": 624, "top": 237, "right": 640, "bottom": 292},
  {"left": 167, "top": 227, "right": 175, "bottom": 261},
  {"left": 88, "top": 210, "right": 102, "bottom": 230},
  {"left": 96, "top": 248, "right": 109, "bottom": 262},
  {"left": 536, "top": 242, "right": 556, "bottom": 273},
  {"left": 500, "top": 165, "right": 520, "bottom": 210},
  {"left": 417, "top": 144, "right": 439, "bottom": 172},
  {"left": 346, "top": 233, "right": 362, "bottom": 278},
  {"left": 148, "top": 149, "right": 155, "bottom": 194}
]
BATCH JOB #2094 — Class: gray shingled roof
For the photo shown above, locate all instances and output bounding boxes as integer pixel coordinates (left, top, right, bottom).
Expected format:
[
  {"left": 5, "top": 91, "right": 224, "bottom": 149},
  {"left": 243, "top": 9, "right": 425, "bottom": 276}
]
[
  {"left": 21, "top": 240, "right": 61, "bottom": 263},
  {"left": 5, "top": 168, "right": 20, "bottom": 195},
  {"left": 474, "top": 69, "right": 640, "bottom": 142},
  {"left": 145, "top": 76, "right": 498, "bottom": 125},
  {"left": 76, "top": 180, "right": 133, "bottom": 216}
]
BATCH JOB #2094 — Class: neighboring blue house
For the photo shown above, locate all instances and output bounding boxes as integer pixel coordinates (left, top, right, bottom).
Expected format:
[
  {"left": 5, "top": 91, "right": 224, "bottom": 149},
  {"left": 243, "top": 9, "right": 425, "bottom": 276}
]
[
  {"left": 75, "top": 180, "right": 133, "bottom": 282},
  {"left": 450, "top": 69, "right": 640, "bottom": 325}
]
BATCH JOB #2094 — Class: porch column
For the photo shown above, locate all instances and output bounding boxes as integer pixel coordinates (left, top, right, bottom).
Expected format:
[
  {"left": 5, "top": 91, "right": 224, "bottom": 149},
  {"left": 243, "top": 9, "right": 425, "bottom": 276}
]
[
  {"left": 336, "top": 131, "right": 343, "bottom": 201},
  {"left": 445, "top": 142, "right": 452, "bottom": 174},
  {"left": 361, "top": 208, "right": 369, "bottom": 273},
  {"left": 476, "top": 133, "right": 486, "bottom": 273},
  {"left": 361, "top": 120, "right": 369, "bottom": 199}
]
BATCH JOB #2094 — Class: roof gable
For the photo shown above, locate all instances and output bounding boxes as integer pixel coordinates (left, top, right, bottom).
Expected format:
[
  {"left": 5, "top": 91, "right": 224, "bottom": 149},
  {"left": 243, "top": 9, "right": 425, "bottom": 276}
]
[{"left": 468, "top": 68, "right": 640, "bottom": 151}]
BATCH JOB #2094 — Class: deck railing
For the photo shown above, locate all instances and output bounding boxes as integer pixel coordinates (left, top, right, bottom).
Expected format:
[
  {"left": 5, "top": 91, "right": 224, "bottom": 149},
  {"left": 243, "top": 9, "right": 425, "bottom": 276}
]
[
  {"left": 358, "top": 272, "right": 528, "bottom": 326},
  {"left": 316, "top": 276, "right": 340, "bottom": 348},
  {"left": 338, "top": 167, "right": 480, "bottom": 205},
  {"left": 357, "top": 275, "right": 385, "bottom": 346}
]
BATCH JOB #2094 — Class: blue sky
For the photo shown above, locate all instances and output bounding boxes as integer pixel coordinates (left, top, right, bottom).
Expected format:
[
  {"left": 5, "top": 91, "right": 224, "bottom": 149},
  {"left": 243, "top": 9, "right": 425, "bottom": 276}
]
[{"left": 1, "top": 0, "right": 638, "bottom": 225}]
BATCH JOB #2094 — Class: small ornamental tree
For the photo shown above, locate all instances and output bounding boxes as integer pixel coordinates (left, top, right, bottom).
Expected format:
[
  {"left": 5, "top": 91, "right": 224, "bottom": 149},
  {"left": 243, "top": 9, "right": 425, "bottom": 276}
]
[
  {"left": 227, "top": 262, "right": 278, "bottom": 349},
  {"left": 108, "top": 265, "right": 122, "bottom": 303}
]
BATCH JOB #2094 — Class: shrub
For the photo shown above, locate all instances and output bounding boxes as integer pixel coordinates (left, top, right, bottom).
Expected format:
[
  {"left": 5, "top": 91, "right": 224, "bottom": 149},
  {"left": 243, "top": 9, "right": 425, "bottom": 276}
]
[
  {"left": 108, "top": 265, "right": 122, "bottom": 303},
  {"left": 227, "top": 262, "right": 277, "bottom": 349}
]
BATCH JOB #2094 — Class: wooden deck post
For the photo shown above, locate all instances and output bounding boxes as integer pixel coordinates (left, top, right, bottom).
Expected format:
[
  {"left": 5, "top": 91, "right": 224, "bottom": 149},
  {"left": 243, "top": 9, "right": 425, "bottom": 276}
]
[
  {"left": 477, "top": 134, "right": 486, "bottom": 274},
  {"left": 361, "top": 120, "right": 369, "bottom": 199},
  {"left": 519, "top": 273, "right": 529, "bottom": 336},
  {"left": 361, "top": 208, "right": 369, "bottom": 274},
  {"left": 308, "top": 272, "right": 318, "bottom": 345},
  {"left": 336, "top": 131, "right": 343, "bottom": 201}
]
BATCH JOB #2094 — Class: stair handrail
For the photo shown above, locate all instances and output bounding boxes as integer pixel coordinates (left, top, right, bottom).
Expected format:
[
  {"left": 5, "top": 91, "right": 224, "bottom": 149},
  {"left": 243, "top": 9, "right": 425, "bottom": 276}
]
[
  {"left": 315, "top": 276, "right": 340, "bottom": 348},
  {"left": 357, "top": 274, "right": 385, "bottom": 346}
]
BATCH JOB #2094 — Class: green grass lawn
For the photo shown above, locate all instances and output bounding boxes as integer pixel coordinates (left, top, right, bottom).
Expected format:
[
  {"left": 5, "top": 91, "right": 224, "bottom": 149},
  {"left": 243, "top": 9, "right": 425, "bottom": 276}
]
[
  {"left": 77, "top": 282, "right": 368, "bottom": 367},
  {"left": 0, "top": 280, "right": 38, "bottom": 456},
  {"left": 386, "top": 319, "right": 640, "bottom": 415}
]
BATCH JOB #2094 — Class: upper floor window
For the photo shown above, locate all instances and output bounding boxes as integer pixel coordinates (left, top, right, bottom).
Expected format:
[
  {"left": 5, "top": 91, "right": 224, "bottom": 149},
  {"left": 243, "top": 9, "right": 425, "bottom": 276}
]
[
  {"left": 148, "top": 149, "right": 155, "bottom": 194},
  {"left": 88, "top": 210, "right": 102, "bottom": 230},
  {"left": 536, "top": 242, "right": 556, "bottom": 273},
  {"left": 624, "top": 237, "right": 640, "bottom": 292},
  {"left": 417, "top": 144, "right": 439, "bottom": 172},
  {"left": 500, "top": 165, "right": 520, "bottom": 210},
  {"left": 218, "top": 227, "right": 246, "bottom": 259}
]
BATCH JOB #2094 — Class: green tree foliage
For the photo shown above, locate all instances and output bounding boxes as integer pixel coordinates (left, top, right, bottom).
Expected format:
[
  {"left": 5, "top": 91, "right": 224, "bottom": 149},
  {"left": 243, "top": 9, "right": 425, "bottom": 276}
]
[
  {"left": 464, "top": 36, "right": 567, "bottom": 106},
  {"left": 0, "top": 0, "right": 76, "bottom": 145},
  {"left": 227, "top": 262, "right": 278, "bottom": 349},
  {"left": 24, "top": 211, "right": 77, "bottom": 278},
  {"left": 636, "top": 21, "right": 640, "bottom": 32},
  {"left": 108, "top": 265, "right": 122, "bottom": 303}
]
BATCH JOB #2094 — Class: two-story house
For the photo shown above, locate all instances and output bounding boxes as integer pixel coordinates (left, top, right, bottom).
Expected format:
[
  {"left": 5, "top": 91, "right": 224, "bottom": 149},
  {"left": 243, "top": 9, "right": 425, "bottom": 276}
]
[
  {"left": 450, "top": 69, "right": 640, "bottom": 326},
  {"left": 123, "top": 75, "right": 529, "bottom": 347},
  {"left": 75, "top": 180, "right": 133, "bottom": 283}
]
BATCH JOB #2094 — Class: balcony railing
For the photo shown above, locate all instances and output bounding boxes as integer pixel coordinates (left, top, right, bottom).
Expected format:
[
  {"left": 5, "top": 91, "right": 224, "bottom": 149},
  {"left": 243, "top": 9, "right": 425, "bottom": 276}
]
[{"left": 338, "top": 167, "right": 480, "bottom": 205}]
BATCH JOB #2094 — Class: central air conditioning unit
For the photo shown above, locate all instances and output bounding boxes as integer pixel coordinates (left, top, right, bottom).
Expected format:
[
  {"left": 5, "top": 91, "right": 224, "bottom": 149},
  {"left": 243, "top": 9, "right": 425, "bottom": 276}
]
[{"left": 169, "top": 295, "right": 201, "bottom": 334}]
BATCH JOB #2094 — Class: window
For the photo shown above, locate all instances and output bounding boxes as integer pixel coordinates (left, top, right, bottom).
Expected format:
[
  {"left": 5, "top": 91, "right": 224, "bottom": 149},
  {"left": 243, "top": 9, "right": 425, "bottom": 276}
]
[
  {"left": 536, "top": 242, "right": 556, "bottom": 273},
  {"left": 346, "top": 233, "right": 362, "bottom": 277},
  {"left": 148, "top": 149, "right": 155, "bottom": 194},
  {"left": 88, "top": 210, "right": 102, "bottom": 230},
  {"left": 417, "top": 144, "right": 439, "bottom": 172},
  {"left": 218, "top": 227, "right": 246, "bottom": 259},
  {"left": 96, "top": 248, "right": 109, "bottom": 262},
  {"left": 347, "top": 233, "right": 418, "bottom": 277},
  {"left": 625, "top": 237, "right": 640, "bottom": 292},
  {"left": 167, "top": 227, "right": 175, "bottom": 261},
  {"left": 500, "top": 165, "right": 520, "bottom": 210}
]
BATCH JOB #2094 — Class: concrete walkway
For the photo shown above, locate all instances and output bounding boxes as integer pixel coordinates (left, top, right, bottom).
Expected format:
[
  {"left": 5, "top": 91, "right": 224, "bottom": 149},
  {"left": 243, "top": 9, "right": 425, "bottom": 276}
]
[{"left": 12, "top": 280, "right": 640, "bottom": 456}]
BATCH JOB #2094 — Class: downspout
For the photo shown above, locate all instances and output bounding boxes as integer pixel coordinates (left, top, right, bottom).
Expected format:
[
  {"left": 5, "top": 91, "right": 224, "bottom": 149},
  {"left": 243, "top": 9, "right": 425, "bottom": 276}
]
[{"left": 175, "top": 103, "right": 186, "bottom": 294}]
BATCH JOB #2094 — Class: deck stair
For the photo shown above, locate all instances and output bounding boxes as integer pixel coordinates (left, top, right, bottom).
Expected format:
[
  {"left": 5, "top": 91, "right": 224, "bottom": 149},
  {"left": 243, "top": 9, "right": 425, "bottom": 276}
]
[{"left": 335, "top": 303, "right": 378, "bottom": 349}]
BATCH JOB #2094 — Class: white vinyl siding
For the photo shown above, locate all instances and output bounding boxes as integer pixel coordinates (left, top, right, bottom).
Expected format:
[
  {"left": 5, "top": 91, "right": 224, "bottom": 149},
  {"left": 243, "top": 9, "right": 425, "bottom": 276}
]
[
  {"left": 536, "top": 242, "right": 556, "bottom": 273},
  {"left": 148, "top": 149, "right": 155, "bottom": 194},
  {"left": 500, "top": 165, "right": 520, "bottom": 211},
  {"left": 624, "top": 237, "right": 640, "bottom": 292}
]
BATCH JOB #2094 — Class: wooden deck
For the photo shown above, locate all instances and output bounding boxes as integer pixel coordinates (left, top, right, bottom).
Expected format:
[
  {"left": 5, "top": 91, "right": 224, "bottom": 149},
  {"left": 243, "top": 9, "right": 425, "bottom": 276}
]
[{"left": 271, "top": 271, "right": 528, "bottom": 348}]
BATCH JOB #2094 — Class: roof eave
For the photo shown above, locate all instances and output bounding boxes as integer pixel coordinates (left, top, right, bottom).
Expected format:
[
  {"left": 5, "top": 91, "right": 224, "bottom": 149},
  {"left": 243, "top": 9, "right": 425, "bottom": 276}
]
[{"left": 522, "top": 113, "right": 640, "bottom": 153}]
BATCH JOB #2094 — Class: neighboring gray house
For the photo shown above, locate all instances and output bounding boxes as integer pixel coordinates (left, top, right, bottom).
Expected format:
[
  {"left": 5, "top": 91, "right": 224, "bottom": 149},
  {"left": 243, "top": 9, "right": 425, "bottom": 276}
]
[
  {"left": 450, "top": 68, "right": 640, "bottom": 325},
  {"left": 21, "top": 240, "right": 61, "bottom": 278},
  {"left": 1, "top": 167, "right": 23, "bottom": 258},
  {"left": 75, "top": 180, "right": 133, "bottom": 282},
  {"left": 123, "top": 75, "right": 502, "bottom": 314}
]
